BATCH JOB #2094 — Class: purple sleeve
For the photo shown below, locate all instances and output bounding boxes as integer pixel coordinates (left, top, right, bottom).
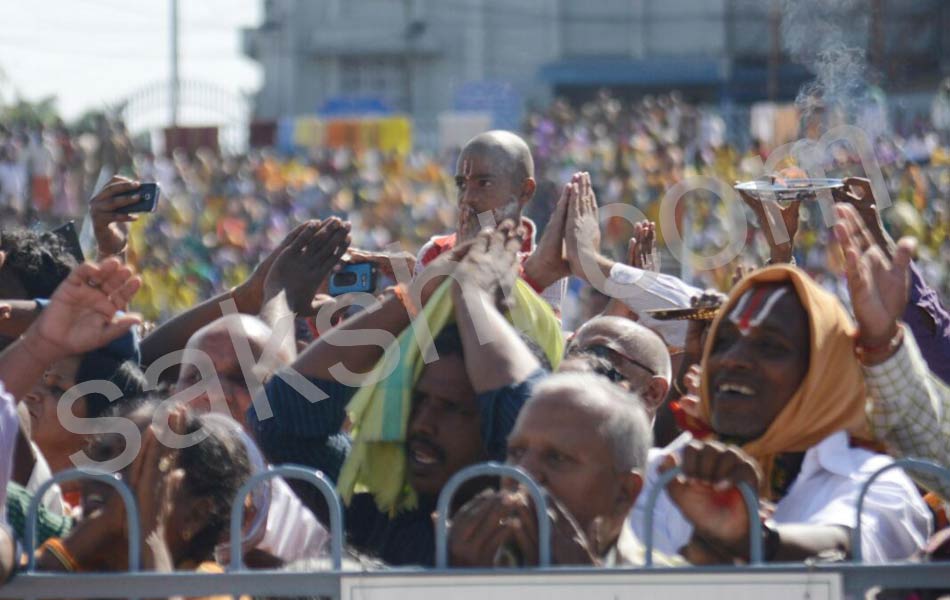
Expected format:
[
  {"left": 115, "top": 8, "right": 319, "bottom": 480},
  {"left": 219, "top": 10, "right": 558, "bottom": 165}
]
[{"left": 902, "top": 262, "right": 950, "bottom": 384}]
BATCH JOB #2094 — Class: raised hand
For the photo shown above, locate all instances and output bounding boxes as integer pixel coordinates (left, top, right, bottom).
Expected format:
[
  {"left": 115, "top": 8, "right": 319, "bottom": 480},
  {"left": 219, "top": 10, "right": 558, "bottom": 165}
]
[
  {"left": 232, "top": 221, "right": 317, "bottom": 313},
  {"left": 89, "top": 176, "right": 144, "bottom": 258},
  {"left": 523, "top": 180, "right": 572, "bottom": 289},
  {"left": 564, "top": 172, "right": 607, "bottom": 283},
  {"left": 453, "top": 221, "right": 523, "bottom": 310},
  {"left": 737, "top": 188, "right": 800, "bottom": 263},
  {"left": 661, "top": 440, "right": 762, "bottom": 559},
  {"left": 24, "top": 258, "right": 142, "bottom": 363},
  {"left": 263, "top": 218, "right": 352, "bottom": 316},
  {"left": 833, "top": 203, "right": 916, "bottom": 355},
  {"left": 832, "top": 177, "right": 896, "bottom": 258}
]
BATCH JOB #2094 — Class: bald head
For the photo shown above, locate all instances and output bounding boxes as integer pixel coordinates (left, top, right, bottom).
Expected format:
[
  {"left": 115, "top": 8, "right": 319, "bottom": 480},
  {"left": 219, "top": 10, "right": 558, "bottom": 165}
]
[
  {"left": 177, "top": 314, "right": 291, "bottom": 427},
  {"left": 187, "top": 314, "right": 281, "bottom": 358},
  {"left": 460, "top": 130, "right": 535, "bottom": 185},
  {"left": 570, "top": 316, "right": 671, "bottom": 382},
  {"left": 455, "top": 131, "right": 537, "bottom": 241},
  {"left": 565, "top": 316, "right": 672, "bottom": 418}
]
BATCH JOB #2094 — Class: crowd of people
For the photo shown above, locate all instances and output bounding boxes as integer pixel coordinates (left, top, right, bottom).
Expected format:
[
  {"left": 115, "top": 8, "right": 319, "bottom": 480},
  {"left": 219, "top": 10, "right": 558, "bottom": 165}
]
[
  {"left": 0, "top": 96, "right": 948, "bottom": 599},
  {"left": 2, "top": 91, "right": 948, "bottom": 327}
]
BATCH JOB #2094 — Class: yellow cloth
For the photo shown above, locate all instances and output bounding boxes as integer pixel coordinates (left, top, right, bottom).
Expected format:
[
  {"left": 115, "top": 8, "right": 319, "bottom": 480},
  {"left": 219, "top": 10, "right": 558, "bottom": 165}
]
[
  {"left": 338, "top": 278, "right": 563, "bottom": 515},
  {"left": 699, "top": 265, "right": 870, "bottom": 497}
]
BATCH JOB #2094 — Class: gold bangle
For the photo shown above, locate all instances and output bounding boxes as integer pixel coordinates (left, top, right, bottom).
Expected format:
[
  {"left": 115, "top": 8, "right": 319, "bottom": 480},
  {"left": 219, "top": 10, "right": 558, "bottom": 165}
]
[{"left": 39, "top": 538, "right": 80, "bottom": 572}]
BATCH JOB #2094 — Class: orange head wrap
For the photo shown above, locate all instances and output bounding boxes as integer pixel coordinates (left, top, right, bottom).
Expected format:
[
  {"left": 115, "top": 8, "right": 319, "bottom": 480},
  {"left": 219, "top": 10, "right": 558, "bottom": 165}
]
[{"left": 699, "top": 265, "right": 870, "bottom": 497}]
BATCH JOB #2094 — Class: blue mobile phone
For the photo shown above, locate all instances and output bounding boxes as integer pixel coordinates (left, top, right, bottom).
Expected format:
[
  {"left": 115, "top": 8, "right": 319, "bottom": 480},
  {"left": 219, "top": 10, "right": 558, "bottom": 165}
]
[{"left": 328, "top": 263, "right": 377, "bottom": 296}]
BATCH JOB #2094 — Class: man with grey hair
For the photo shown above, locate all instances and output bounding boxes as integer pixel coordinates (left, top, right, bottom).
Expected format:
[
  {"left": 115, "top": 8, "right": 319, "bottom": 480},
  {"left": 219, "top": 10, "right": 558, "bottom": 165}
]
[
  {"left": 448, "top": 373, "right": 678, "bottom": 566},
  {"left": 564, "top": 316, "right": 672, "bottom": 421}
]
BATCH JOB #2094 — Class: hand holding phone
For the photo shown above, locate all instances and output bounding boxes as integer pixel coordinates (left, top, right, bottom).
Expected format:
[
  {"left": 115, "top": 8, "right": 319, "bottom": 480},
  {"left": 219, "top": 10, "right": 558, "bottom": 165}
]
[
  {"left": 328, "top": 263, "right": 377, "bottom": 296},
  {"left": 89, "top": 177, "right": 159, "bottom": 257},
  {"left": 113, "top": 182, "right": 160, "bottom": 214}
]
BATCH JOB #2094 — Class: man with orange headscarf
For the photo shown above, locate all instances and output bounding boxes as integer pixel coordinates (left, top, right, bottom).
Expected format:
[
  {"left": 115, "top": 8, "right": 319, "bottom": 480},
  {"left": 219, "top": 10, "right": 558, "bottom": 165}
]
[{"left": 627, "top": 259, "right": 932, "bottom": 564}]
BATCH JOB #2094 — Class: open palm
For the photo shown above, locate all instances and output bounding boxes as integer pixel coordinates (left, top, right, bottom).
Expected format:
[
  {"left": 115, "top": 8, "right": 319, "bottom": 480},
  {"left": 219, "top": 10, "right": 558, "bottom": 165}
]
[
  {"left": 32, "top": 259, "right": 142, "bottom": 360},
  {"left": 833, "top": 204, "right": 915, "bottom": 346}
]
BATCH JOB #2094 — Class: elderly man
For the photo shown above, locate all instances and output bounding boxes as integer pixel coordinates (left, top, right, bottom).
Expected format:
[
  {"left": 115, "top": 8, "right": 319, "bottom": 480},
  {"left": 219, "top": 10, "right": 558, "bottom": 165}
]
[
  {"left": 414, "top": 130, "right": 566, "bottom": 312},
  {"left": 448, "top": 373, "right": 678, "bottom": 567},
  {"left": 563, "top": 316, "right": 671, "bottom": 421}
]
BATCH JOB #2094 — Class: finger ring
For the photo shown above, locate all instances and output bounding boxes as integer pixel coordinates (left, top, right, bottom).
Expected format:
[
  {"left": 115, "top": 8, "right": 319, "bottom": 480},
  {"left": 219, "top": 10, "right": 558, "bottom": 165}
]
[{"left": 158, "top": 455, "right": 174, "bottom": 474}]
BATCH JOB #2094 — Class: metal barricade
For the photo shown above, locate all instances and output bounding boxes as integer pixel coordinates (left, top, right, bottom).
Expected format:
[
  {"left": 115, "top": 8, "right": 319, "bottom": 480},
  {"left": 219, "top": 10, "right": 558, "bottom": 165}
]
[
  {"left": 434, "top": 462, "right": 552, "bottom": 568},
  {"left": 229, "top": 464, "right": 345, "bottom": 570},
  {"left": 24, "top": 468, "right": 141, "bottom": 572},
  {"left": 641, "top": 465, "right": 763, "bottom": 566},
  {"left": 852, "top": 457, "right": 950, "bottom": 563}
]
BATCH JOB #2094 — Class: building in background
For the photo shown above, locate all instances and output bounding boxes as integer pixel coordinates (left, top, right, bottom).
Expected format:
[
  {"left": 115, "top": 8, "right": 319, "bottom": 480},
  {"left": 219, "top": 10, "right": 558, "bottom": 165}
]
[{"left": 243, "top": 0, "right": 950, "bottom": 143}]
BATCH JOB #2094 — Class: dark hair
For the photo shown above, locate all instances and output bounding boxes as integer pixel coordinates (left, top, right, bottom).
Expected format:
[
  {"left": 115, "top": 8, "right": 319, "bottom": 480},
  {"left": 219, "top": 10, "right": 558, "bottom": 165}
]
[
  {"left": 74, "top": 353, "right": 147, "bottom": 419},
  {"left": 0, "top": 229, "right": 77, "bottom": 298},
  {"left": 90, "top": 398, "right": 251, "bottom": 565},
  {"left": 177, "top": 412, "right": 251, "bottom": 563}
]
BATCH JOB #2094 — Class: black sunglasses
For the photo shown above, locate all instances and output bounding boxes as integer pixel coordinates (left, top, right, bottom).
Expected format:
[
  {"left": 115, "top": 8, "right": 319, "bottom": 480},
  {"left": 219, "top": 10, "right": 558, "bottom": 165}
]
[{"left": 582, "top": 344, "right": 658, "bottom": 377}]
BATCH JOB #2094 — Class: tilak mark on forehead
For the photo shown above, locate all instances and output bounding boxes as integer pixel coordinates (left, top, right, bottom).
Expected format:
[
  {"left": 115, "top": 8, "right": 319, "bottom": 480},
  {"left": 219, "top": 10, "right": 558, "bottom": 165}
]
[{"left": 728, "top": 287, "right": 788, "bottom": 335}]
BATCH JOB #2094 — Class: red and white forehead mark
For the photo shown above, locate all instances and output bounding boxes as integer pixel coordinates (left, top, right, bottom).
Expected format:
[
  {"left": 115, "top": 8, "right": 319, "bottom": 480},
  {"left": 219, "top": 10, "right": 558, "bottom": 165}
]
[{"left": 728, "top": 287, "right": 788, "bottom": 335}]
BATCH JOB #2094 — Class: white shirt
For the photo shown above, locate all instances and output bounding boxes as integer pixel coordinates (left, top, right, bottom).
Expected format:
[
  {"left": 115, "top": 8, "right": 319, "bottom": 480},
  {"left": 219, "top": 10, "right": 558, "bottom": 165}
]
[
  {"left": 629, "top": 432, "right": 932, "bottom": 564},
  {"left": 607, "top": 263, "right": 702, "bottom": 350},
  {"left": 256, "top": 476, "right": 330, "bottom": 563},
  {"left": 0, "top": 383, "right": 18, "bottom": 523}
]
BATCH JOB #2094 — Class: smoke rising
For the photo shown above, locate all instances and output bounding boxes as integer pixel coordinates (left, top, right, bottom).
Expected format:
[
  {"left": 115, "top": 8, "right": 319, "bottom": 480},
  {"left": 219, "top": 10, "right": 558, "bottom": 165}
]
[{"left": 780, "top": 0, "right": 873, "bottom": 124}]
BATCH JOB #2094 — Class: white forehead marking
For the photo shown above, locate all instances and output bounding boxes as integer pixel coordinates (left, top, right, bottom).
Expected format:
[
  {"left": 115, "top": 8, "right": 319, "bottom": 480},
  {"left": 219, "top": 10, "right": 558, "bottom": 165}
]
[{"left": 728, "top": 287, "right": 789, "bottom": 335}]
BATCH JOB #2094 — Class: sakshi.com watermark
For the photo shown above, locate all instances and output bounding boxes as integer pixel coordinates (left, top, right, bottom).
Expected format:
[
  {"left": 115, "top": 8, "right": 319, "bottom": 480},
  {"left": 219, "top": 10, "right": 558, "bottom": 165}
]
[{"left": 55, "top": 124, "right": 894, "bottom": 472}]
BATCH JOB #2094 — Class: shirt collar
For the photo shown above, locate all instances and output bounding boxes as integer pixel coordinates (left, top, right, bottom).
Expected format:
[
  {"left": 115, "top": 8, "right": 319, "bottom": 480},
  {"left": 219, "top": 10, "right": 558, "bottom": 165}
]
[
  {"left": 604, "top": 525, "right": 642, "bottom": 567},
  {"left": 798, "top": 430, "right": 855, "bottom": 480}
]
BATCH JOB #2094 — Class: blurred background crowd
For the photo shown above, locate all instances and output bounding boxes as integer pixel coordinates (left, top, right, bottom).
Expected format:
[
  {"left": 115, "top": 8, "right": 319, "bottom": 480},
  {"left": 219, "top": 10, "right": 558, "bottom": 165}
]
[{"left": 1, "top": 90, "right": 949, "bottom": 325}]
